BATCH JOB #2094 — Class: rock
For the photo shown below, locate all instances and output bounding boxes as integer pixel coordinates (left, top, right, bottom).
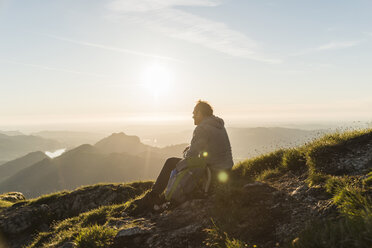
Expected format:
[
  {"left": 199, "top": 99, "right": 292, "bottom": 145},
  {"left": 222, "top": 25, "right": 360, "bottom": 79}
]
[
  {"left": 59, "top": 241, "right": 77, "bottom": 248},
  {"left": 244, "top": 181, "right": 266, "bottom": 188},
  {"left": 0, "top": 183, "right": 152, "bottom": 238},
  {"left": 290, "top": 185, "right": 308, "bottom": 199},
  {"left": 0, "top": 192, "right": 25, "bottom": 203},
  {"left": 170, "top": 223, "right": 202, "bottom": 237},
  {"left": 116, "top": 226, "right": 153, "bottom": 238}
]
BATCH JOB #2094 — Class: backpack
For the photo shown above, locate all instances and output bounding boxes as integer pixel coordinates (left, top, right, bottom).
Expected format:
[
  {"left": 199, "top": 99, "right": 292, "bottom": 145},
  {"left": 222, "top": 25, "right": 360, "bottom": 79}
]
[{"left": 164, "top": 157, "right": 212, "bottom": 204}]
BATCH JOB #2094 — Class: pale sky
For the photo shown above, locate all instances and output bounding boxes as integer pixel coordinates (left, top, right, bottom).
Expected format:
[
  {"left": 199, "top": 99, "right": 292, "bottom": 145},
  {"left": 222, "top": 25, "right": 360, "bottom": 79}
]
[{"left": 1, "top": 0, "right": 372, "bottom": 128}]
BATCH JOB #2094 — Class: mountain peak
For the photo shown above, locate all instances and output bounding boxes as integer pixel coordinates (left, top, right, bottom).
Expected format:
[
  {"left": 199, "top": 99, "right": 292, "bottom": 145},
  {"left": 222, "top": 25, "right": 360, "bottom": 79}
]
[
  {"left": 106, "top": 132, "right": 141, "bottom": 142},
  {"left": 94, "top": 132, "right": 146, "bottom": 154}
]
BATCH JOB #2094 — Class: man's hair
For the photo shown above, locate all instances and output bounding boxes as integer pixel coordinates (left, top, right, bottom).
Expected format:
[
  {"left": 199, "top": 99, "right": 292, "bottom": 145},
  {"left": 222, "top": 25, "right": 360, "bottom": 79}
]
[{"left": 195, "top": 100, "right": 213, "bottom": 117}]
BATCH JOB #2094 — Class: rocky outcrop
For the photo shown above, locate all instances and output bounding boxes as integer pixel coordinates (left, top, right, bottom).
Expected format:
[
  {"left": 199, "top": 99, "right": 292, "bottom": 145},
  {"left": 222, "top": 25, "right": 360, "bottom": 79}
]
[
  {"left": 0, "top": 192, "right": 25, "bottom": 203},
  {"left": 0, "top": 182, "right": 152, "bottom": 247},
  {"left": 309, "top": 132, "right": 372, "bottom": 175},
  {"left": 112, "top": 199, "right": 212, "bottom": 248}
]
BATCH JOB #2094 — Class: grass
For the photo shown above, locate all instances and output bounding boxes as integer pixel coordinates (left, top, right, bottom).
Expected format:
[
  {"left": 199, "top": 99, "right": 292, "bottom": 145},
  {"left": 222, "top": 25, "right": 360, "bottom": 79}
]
[
  {"left": 305, "top": 129, "right": 372, "bottom": 174},
  {"left": 233, "top": 149, "right": 285, "bottom": 179},
  {"left": 225, "top": 128, "right": 372, "bottom": 247},
  {"left": 364, "top": 171, "right": 372, "bottom": 186},
  {"left": 291, "top": 214, "right": 372, "bottom": 248},
  {"left": 233, "top": 128, "right": 372, "bottom": 186},
  {"left": 290, "top": 170, "right": 372, "bottom": 248},
  {"left": 75, "top": 225, "right": 117, "bottom": 248},
  {"left": 282, "top": 148, "right": 306, "bottom": 172},
  {"left": 27, "top": 191, "right": 69, "bottom": 205},
  {"left": 0, "top": 199, "right": 13, "bottom": 210},
  {"left": 27, "top": 204, "right": 121, "bottom": 247},
  {"left": 0, "top": 193, "right": 24, "bottom": 211},
  {"left": 26, "top": 190, "right": 149, "bottom": 247},
  {"left": 204, "top": 220, "right": 253, "bottom": 248},
  {"left": 256, "top": 167, "right": 283, "bottom": 181},
  {"left": 233, "top": 147, "right": 306, "bottom": 183}
]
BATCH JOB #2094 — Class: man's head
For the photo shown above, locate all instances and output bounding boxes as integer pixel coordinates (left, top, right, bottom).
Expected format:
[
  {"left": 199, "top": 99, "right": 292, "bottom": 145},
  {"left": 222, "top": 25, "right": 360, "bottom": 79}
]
[{"left": 193, "top": 100, "right": 213, "bottom": 125}]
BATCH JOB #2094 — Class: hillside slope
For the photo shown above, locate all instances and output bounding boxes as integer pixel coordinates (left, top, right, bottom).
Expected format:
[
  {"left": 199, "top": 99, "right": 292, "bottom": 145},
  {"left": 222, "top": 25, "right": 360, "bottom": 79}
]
[
  {"left": 0, "top": 151, "right": 48, "bottom": 182},
  {"left": 0, "top": 129, "right": 371, "bottom": 248}
]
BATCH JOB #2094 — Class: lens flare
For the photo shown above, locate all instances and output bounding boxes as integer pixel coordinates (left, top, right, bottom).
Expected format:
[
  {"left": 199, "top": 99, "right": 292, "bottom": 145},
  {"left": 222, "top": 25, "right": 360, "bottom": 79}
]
[{"left": 218, "top": 171, "right": 228, "bottom": 183}]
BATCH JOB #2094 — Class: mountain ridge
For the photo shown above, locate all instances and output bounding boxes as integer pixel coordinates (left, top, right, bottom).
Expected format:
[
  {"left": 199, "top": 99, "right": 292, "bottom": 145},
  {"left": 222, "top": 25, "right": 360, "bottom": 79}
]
[
  {"left": 0, "top": 132, "right": 186, "bottom": 198},
  {"left": 0, "top": 151, "right": 48, "bottom": 183}
]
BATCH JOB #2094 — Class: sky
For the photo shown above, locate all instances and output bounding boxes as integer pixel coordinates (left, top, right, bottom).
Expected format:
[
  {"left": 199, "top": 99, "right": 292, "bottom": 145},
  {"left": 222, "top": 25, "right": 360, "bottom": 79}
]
[{"left": 1, "top": 0, "right": 372, "bottom": 130}]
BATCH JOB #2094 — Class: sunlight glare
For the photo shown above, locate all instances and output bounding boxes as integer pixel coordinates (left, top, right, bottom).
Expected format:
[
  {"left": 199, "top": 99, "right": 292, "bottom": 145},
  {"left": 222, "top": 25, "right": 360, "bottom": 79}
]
[{"left": 141, "top": 64, "right": 172, "bottom": 98}]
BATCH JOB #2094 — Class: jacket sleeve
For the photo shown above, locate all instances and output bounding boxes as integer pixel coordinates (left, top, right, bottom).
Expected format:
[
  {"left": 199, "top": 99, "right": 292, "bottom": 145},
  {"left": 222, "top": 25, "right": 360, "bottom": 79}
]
[{"left": 184, "top": 125, "right": 208, "bottom": 158}]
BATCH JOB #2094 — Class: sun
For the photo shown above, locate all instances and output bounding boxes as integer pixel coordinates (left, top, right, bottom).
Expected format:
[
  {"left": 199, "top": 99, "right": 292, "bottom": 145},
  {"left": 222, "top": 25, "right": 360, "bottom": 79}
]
[{"left": 141, "top": 64, "right": 172, "bottom": 98}]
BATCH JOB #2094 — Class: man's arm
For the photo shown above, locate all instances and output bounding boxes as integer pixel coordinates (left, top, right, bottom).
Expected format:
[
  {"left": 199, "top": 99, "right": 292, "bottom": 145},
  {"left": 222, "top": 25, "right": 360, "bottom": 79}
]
[
  {"left": 175, "top": 126, "right": 208, "bottom": 171},
  {"left": 184, "top": 125, "right": 208, "bottom": 158}
]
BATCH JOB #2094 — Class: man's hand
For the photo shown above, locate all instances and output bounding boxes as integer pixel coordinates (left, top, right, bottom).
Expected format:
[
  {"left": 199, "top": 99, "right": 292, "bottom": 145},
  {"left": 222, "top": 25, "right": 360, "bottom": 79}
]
[{"left": 183, "top": 146, "right": 190, "bottom": 157}]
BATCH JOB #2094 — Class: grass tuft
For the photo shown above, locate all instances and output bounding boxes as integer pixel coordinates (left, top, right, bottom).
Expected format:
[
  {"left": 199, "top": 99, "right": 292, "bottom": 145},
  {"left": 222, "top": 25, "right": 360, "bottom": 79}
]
[
  {"left": 282, "top": 148, "right": 307, "bottom": 172},
  {"left": 204, "top": 220, "right": 252, "bottom": 248},
  {"left": 0, "top": 199, "right": 13, "bottom": 209},
  {"left": 74, "top": 225, "right": 117, "bottom": 248},
  {"left": 256, "top": 167, "right": 283, "bottom": 181},
  {"left": 233, "top": 149, "right": 285, "bottom": 178}
]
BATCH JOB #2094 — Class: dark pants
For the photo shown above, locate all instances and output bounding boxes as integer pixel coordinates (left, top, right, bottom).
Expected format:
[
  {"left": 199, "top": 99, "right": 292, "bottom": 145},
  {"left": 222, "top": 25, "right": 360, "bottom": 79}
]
[{"left": 152, "top": 157, "right": 182, "bottom": 195}]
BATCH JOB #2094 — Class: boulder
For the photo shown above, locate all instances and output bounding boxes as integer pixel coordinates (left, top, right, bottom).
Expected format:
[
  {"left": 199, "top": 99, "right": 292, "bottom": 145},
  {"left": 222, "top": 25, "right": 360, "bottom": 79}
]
[{"left": 0, "top": 192, "right": 25, "bottom": 203}]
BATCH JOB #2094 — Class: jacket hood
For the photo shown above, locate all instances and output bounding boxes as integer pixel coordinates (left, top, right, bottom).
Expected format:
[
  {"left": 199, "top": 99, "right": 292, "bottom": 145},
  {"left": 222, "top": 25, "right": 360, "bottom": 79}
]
[{"left": 200, "top": 115, "right": 225, "bottom": 129}]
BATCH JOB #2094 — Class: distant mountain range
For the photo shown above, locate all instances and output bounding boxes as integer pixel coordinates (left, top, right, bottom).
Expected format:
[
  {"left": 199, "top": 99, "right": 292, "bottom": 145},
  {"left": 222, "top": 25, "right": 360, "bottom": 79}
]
[
  {"left": 227, "top": 127, "right": 325, "bottom": 161},
  {"left": 140, "top": 127, "right": 326, "bottom": 162},
  {"left": 0, "top": 127, "right": 326, "bottom": 198},
  {"left": 0, "top": 132, "right": 187, "bottom": 198},
  {"left": 0, "top": 130, "right": 24, "bottom": 136},
  {"left": 0, "top": 133, "right": 62, "bottom": 161},
  {"left": 32, "top": 131, "right": 107, "bottom": 149}
]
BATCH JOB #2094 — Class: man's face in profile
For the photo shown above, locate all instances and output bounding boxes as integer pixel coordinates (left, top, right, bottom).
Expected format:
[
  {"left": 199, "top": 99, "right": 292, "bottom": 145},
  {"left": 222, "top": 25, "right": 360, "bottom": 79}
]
[{"left": 192, "top": 107, "right": 203, "bottom": 125}]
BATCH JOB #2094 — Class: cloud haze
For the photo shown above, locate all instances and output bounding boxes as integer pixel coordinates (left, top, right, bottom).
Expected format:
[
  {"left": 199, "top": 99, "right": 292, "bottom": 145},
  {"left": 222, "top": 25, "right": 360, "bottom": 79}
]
[
  {"left": 292, "top": 40, "right": 361, "bottom": 56},
  {"left": 107, "top": 0, "right": 281, "bottom": 63},
  {"left": 317, "top": 41, "right": 361, "bottom": 51},
  {"left": 42, "top": 34, "right": 181, "bottom": 62}
]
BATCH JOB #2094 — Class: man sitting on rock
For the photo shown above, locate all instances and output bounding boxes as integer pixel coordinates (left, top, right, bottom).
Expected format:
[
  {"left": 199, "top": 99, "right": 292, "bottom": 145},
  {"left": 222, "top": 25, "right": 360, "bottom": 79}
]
[{"left": 135, "top": 100, "right": 234, "bottom": 212}]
